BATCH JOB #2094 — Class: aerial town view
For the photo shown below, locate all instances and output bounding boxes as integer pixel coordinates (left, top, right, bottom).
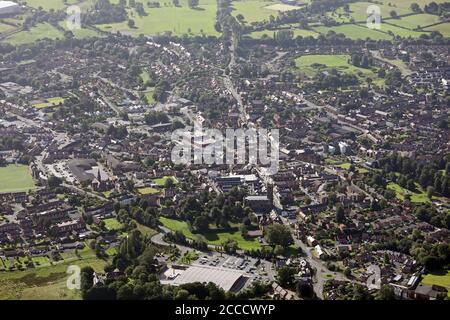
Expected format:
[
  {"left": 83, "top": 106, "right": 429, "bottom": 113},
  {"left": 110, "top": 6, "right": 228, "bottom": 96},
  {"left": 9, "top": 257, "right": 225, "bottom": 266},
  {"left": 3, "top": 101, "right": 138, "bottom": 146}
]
[{"left": 0, "top": 0, "right": 449, "bottom": 311}]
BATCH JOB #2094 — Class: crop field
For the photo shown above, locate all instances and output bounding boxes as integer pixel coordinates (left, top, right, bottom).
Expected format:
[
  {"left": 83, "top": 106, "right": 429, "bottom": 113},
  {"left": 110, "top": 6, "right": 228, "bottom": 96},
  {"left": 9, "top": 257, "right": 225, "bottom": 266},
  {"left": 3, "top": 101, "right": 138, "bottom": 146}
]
[
  {"left": 0, "top": 164, "right": 35, "bottom": 193},
  {"left": 313, "top": 24, "right": 392, "bottom": 41},
  {"left": 295, "top": 54, "right": 382, "bottom": 85},
  {"left": 4, "top": 23, "right": 64, "bottom": 45},
  {"left": 97, "top": 0, "right": 219, "bottom": 36}
]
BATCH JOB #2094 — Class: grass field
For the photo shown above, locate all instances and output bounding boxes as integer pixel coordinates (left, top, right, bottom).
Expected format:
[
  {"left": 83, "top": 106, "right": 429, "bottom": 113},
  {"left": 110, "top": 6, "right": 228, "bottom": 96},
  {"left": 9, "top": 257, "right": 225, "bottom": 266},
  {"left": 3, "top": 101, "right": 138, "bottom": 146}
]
[
  {"left": 231, "top": 0, "right": 284, "bottom": 23},
  {"left": 380, "top": 23, "right": 427, "bottom": 38},
  {"left": 0, "top": 246, "right": 109, "bottom": 300},
  {"left": 137, "top": 187, "right": 160, "bottom": 195},
  {"left": 103, "top": 218, "right": 123, "bottom": 231},
  {"left": 249, "top": 27, "right": 318, "bottom": 39},
  {"left": 0, "top": 22, "right": 14, "bottom": 33},
  {"left": 5, "top": 23, "right": 64, "bottom": 45},
  {"left": 421, "top": 270, "right": 450, "bottom": 297},
  {"left": 336, "top": 163, "right": 369, "bottom": 174},
  {"left": 97, "top": 0, "right": 218, "bottom": 36},
  {"left": 32, "top": 97, "right": 66, "bottom": 109},
  {"left": 425, "top": 23, "right": 450, "bottom": 37},
  {"left": 295, "top": 54, "right": 382, "bottom": 85},
  {"left": 313, "top": 24, "right": 392, "bottom": 41},
  {"left": 387, "top": 182, "right": 445, "bottom": 204},
  {"left": 25, "top": 0, "right": 94, "bottom": 11},
  {"left": 0, "top": 164, "right": 35, "bottom": 193},
  {"left": 159, "top": 217, "right": 261, "bottom": 250},
  {"left": 154, "top": 176, "right": 178, "bottom": 187},
  {"left": 388, "top": 13, "right": 443, "bottom": 30}
]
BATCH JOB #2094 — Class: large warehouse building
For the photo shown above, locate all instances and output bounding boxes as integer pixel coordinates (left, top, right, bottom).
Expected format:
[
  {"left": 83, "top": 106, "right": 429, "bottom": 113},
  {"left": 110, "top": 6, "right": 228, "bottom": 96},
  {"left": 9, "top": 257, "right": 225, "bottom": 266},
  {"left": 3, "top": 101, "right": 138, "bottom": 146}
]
[
  {"left": 0, "top": 1, "right": 20, "bottom": 16},
  {"left": 161, "top": 264, "right": 249, "bottom": 292}
]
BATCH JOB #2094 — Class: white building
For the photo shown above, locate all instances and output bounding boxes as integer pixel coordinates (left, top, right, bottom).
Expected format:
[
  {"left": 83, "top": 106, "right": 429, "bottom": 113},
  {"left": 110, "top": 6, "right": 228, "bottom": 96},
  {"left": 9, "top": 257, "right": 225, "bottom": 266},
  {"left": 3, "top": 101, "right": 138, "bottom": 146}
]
[{"left": 0, "top": 1, "right": 19, "bottom": 15}]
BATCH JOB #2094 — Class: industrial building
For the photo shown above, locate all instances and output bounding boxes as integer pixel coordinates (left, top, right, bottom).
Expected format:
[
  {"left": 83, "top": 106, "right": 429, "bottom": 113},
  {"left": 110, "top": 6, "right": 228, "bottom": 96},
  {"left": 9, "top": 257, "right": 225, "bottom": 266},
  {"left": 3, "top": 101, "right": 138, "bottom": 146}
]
[{"left": 0, "top": 1, "right": 20, "bottom": 16}]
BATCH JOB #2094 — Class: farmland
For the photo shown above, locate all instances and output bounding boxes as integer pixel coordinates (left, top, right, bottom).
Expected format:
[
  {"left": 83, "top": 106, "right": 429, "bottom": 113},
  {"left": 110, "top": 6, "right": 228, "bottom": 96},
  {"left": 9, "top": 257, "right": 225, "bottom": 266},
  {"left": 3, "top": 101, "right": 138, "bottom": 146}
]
[
  {"left": 313, "top": 24, "right": 392, "bottom": 41},
  {"left": 0, "top": 164, "right": 35, "bottom": 193},
  {"left": 97, "top": 0, "right": 219, "bottom": 36}
]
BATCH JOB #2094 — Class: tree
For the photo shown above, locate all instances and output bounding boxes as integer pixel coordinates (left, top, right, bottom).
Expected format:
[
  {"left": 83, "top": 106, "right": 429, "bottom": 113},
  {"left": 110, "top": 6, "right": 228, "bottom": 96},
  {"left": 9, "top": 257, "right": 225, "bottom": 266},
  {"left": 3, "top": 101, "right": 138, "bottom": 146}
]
[
  {"left": 223, "top": 239, "right": 238, "bottom": 254},
  {"left": 410, "top": 3, "right": 421, "bottom": 13},
  {"left": 389, "top": 10, "right": 398, "bottom": 18},
  {"left": 277, "top": 267, "right": 296, "bottom": 287},
  {"left": 48, "top": 175, "right": 62, "bottom": 188},
  {"left": 335, "top": 205, "right": 345, "bottom": 224},
  {"left": 376, "top": 285, "right": 396, "bottom": 300},
  {"left": 427, "top": 186, "right": 435, "bottom": 199},
  {"left": 193, "top": 216, "right": 209, "bottom": 232},
  {"left": 128, "top": 19, "right": 135, "bottom": 28},
  {"left": 265, "top": 224, "right": 293, "bottom": 248},
  {"left": 296, "top": 280, "right": 314, "bottom": 299},
  {"left": 187, "top": 0, "right": 199, "bottom": 8}
]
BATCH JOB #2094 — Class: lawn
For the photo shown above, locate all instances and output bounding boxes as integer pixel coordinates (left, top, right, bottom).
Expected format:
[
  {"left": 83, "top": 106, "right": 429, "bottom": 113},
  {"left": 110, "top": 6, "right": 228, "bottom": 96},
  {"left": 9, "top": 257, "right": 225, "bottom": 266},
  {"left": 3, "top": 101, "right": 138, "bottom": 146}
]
[
  {"left": 295, "top": 54, "right": 382, "bottom": 85},
  {"left": 97, "top": 0, "right": 219, "bottom": 36},
  {"left": 159, "top": 217, "right": 261, "bottom": 250},
  {"left": 137, "top": 187, "right": 160, "bottom": 195},
  {"left": 154, "top": 176, "right": 178, "bottom": 187},
  {"left": 4, "top": 23, "right": 64, "bottom": 45},
  {"left": 32, "top": 97, "right": 66, "bottom": 109},
  {"left": 0, "top": 164, "right": 35, "bottom": 193},
  {"left": 103, "top": 217, "right": 123, "bottom": 231}
]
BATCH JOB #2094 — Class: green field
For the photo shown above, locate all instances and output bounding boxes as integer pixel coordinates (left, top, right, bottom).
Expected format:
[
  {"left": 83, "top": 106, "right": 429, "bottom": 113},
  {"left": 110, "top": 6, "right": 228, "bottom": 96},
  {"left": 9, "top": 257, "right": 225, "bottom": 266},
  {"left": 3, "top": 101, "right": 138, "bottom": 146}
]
[
  {"left": 421, "top": 270, "right": 450, "bottom": 297},
  {"left": 137, "top": 187, "right": 160, "bottom": 195},
  {"left": 313, "top": 24, "right": 392, "bottom": 41},
  {"left": 231, "top": 0, "right": 282, "bottom": 23},
  {"left": 425, "top": 23, "right": 450, "bottom": 37},
  {"left": 0, "top": 164, "right": 35, "bottom": 193},
  {"left": 159, "top": 217, "right": 261, "bottom": 250},
  {"left": 5, "top": 23, "right": 64, "bottom": 45},
  {"left": 0, "top": 22, "right": 14, "bottom": 33},
  {"left": 25, "top": 0, "right": 94, "bottom": 11},
  {"left": 32, "top": 97, "right": 66, "bottom": 109},
  {"left": 0, "top": 245, "right": 109, "bottom": 300},
  {"left": 387, "top": 182, "right": 445, "bottom": 204},
  {"left": 336, "top": 163, "right": 369, "bottom": 174},
  {"left": 103, "top": 218, "right": 123, "bottom": 231},
  {"left": 388, "top": 14, "right": 443, "bottom": 30},
  {"left": 97, "top": 0, "right": 219, "bottom": 36},
  {"left": 154, "top": 176, "right": 178, "bottom": 187},
  {"left": 249, "top": 27, "right": 318, "bottom": 39},
  {"left": 295, "top": 54, "right": 382, "bottom": 85}
]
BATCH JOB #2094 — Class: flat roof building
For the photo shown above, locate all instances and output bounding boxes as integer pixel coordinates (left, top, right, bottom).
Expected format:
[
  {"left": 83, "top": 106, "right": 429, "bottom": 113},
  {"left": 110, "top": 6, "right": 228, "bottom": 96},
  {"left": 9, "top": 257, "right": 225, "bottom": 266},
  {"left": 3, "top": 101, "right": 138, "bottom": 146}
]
[
  {"left": 161, "top": 264, "right": 249, "bottom": 292},
  {"left": 0, "top": 1, "right": 20, "bottom": 16}
]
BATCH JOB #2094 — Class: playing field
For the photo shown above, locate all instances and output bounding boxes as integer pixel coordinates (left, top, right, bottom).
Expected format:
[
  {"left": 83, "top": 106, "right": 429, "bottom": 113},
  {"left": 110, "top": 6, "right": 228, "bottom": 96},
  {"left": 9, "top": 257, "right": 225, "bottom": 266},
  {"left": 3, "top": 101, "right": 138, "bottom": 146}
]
[
  {"left": 0, "top": 164, "right": 35, "bottom": 193},
  {"left": 97, "top": 0, "right": 219, "bottom": 36},
  {"left": 159, "top": 217, "right": 261, "bottom": 250},
  {"left": 295, "top": 54, "right": 382, "bottom": 85}
]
